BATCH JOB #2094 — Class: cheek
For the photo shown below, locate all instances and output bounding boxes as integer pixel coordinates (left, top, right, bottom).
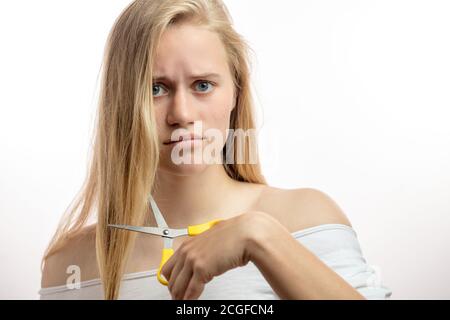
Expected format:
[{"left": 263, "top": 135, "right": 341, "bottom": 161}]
[
  {"left": 201, "top": 107, "right": 232, "bottom": 149},
  {"left": 203, "top": 102, "right": 232, "bottom": 133},
  {"left": 205, "top": 87, "right": 234, "bottom": 128},
  {"left": 152, "top": 108, "right": 167, "bottom": 138}
]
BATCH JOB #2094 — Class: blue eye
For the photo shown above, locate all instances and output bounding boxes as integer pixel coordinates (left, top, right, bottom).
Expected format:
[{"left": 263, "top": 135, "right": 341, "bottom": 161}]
[
  {"left": 195, "top": 81, "right": 214, "bottom": 93},
  {"left": 152, "top": 81, "right": 214, "bottom": 97},
  {"left": 152, "top": 84, "right": 168, "bottom": 97}
]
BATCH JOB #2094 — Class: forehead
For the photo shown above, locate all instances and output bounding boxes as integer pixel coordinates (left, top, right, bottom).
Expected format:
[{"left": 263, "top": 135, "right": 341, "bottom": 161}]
[{"left": 153, "top": 23, "right": 229, "bottom": 78}]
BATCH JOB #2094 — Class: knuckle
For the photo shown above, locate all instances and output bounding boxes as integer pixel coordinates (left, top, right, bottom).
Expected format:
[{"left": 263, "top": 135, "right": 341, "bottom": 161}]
[
  {"left": 179, "top": 244, "right": 189, "bottom": 256},
  {"left": 185, "top": 252, "right": 197, "bottom": 265},
  {"left": 193, "top": 262, "right": 211, "bottom": 282},
  {"left": 192, "top": 261, "right": 203, "bottom": 273}
]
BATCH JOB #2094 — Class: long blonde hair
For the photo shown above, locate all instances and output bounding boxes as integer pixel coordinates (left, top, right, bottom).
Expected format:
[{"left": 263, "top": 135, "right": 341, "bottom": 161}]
[{"left": 41, "top": 0, "right": 266, "bottom": 300}]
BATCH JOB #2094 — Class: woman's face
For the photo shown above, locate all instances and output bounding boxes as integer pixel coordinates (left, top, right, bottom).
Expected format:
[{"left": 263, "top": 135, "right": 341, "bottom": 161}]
[{"left": 152, "top": 22, "right": 236, "bottom": 175}]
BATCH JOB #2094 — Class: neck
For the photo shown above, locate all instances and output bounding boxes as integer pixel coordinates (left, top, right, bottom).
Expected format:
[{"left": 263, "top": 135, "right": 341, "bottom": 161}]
[{"left": 150, "top": 164, "right": 241, "bottom": 228}]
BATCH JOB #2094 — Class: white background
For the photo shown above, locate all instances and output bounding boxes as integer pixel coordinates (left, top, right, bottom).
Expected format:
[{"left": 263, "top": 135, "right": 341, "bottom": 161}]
[{"left": 0, "top": 0, "right": 449, "bottom": 299}]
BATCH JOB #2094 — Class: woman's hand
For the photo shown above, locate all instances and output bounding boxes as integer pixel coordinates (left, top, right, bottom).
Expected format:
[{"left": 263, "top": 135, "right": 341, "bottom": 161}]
[{"left": 160, "top": 211, "right": 270, "bottom": 300}]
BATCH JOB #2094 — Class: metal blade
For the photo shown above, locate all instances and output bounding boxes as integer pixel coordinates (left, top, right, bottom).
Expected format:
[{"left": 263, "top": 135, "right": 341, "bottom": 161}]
[
  {"left": 149, "top": 194, "right": 169, "bottom": 229},
  {"left": 108, "top": 224, "right": 166, "bottom": 236},
  {"left": 163, "top": 236, "right": 173, "bottom": 249}
]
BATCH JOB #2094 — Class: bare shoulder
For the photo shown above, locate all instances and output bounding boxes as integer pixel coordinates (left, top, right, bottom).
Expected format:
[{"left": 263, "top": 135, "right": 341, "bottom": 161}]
[
  {"left": 254, "top": 186, "right": 353, "bottom": 233},
  {"left": 41, "top": 224, "right": 98, "bottom": 288}
]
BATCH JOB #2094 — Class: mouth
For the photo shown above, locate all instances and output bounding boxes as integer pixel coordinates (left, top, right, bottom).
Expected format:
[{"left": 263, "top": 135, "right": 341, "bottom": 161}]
[{"left": 163, "top": 134, "right": 205, "bottom": 145}]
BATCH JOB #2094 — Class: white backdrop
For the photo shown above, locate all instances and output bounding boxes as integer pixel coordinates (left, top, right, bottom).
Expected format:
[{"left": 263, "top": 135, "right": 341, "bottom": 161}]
[{"left": 0, "top": 0, "right": 449, "bottom": 299}]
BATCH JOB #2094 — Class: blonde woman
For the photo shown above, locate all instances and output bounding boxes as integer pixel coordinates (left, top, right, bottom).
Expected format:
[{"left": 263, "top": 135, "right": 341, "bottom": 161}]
[{"left": 39, "top": 0, "right": 392, "bottom": 300}]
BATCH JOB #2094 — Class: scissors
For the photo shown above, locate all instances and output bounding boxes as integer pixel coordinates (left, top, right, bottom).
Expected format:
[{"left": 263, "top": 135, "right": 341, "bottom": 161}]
[{"left": 108, "top": 195, "right": 222, "bottom": 286}]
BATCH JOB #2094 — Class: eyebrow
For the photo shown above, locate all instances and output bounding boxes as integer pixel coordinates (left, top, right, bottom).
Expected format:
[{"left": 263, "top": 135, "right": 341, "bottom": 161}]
[{"left": 152, "top": 73, "right": 222, "bottom": 82}]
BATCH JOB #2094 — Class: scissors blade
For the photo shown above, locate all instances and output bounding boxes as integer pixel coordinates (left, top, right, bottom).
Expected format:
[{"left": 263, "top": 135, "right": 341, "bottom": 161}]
[
  {"left": 169, "top": 228, "right": 189, "bottom": 238},
  {"left": 108, "top": 224, "right": 166, "bottom": 237},
  {"left": 163, "top": 237, "right": 173, "bottom": 249},
  {"left": 149, "top": 195, "right": 169, "bottom": 229}
]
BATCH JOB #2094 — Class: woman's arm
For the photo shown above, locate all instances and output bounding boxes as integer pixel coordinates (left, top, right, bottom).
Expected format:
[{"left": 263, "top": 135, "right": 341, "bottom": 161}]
[
  {"left": 246, "top": 219, "right": 366, "bottom": 300},
  {"left": 246, "top": 192, "right": 365, "bottom": 300}
]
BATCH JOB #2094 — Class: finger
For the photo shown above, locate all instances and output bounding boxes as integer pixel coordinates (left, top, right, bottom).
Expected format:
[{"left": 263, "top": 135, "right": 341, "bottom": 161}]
[
  {"left": 171, "top": 262, "right": 193, "bottom": 300},
  {"left": 183, "top": 271, "right": 205, "bottom": 300},
  {"left": 167, "top": 258, "right": 186, "bottom": 297}
]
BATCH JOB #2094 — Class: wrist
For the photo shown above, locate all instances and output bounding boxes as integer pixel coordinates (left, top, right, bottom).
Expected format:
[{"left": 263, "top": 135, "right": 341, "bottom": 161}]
[{"left": 242, "top": 211, "right": 282, "bottom": 263}]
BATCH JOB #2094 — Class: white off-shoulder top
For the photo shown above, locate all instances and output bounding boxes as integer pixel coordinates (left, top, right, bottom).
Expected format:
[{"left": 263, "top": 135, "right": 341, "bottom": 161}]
[{"left": 38, "top": 224, "right": 392, "bottom": 300}]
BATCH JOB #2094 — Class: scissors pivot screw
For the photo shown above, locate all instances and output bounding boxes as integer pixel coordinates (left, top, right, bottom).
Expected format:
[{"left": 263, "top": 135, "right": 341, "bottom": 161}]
[{"left": 163, "top": 229, "right": 170, "bottom": 236}]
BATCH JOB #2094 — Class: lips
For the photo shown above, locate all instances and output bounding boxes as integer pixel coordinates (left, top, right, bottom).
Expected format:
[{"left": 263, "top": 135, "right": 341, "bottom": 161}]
[{"left": 163, "top": 133, "right": 205, "bottom": 145}]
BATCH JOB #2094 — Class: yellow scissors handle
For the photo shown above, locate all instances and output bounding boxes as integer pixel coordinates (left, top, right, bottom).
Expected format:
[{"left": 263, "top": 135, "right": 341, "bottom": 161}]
[
  {"left": 157, "top": 248, "right": 174, "bottom": 285},
  {"left": 156, "top": 219, "right": 223, "bottom": 286},
  {"left": 187, "top": 219, "right": 222, "bottom": 235}
]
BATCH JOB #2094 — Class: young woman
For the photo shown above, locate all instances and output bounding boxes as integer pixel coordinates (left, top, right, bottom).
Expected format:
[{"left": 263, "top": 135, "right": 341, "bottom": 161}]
[{"left": 39, "top": 0, "right": 392, "bottom": 300}]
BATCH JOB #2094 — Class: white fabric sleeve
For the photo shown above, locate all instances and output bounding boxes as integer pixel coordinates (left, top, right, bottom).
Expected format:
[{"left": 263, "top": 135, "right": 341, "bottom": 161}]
[{"left": 295, "top": 225, "right": 393, "bottom": 300}]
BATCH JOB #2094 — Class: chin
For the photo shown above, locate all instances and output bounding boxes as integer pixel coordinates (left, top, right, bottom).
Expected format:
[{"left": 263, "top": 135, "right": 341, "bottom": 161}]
[{"left": 159, "top": 162, "right": 211, "bottom": 176}]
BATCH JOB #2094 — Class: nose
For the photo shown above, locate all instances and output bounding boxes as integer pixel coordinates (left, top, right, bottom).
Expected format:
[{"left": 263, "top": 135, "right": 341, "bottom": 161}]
[{"left": 166, "top": 87, "right": 198, "bottom": 127}]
